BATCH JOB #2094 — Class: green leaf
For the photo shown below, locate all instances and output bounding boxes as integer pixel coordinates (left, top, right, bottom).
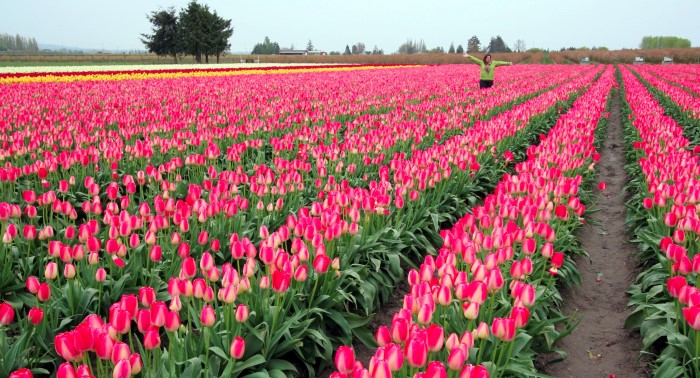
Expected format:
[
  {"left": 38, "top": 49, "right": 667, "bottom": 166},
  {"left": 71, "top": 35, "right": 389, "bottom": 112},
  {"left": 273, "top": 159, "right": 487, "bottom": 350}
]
[{"left": 210, "top": 346, "right": 228, "bottom": 360}]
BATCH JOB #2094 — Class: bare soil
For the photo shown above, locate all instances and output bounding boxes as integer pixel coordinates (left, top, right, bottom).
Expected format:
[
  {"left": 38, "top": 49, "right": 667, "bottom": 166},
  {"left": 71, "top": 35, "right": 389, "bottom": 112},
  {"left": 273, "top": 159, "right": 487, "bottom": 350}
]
[{"left": 542, "top": 92, "right": 648, "bottom": 377}]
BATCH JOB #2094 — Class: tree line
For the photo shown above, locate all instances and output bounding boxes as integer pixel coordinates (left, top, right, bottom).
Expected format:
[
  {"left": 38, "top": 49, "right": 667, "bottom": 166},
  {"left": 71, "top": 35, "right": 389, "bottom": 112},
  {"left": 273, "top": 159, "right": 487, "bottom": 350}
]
[
  {"left": 141, "top": 1, "right": 233, "bottom": 63},
  {"left": 0, "top": 33, "right": 39, "bottom": 52},
  {"left": 640, "top": 36, "right": 691, "bottom": 49}
]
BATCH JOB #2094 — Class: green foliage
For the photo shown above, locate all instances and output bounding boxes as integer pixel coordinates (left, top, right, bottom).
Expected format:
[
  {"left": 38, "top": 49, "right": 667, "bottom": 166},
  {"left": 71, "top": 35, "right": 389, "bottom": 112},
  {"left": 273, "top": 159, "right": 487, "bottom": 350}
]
[
  {"left": 0, "top": 33, "right": 39, "bottom": 52},
  {"left": 448, "top": 42, "right": 456, "bottom": 54},
  {"left": 456, "top": 44, "right": 465, "bottom": 54},
  {"left": 467, "top": 35, "right": 481, "bottom": 53},
  {"left": 142, "top": 1, "right": 234, "bottom": 64},
  {"left": 397, "top": 39, "right": 427, "bottom": 54},
  {"left": 487, "top": 35, "right": 511, "bottom": 53},
  {"left": 640, "top": 36, "right": 692, "bottom": 49},
  {"left": 251, "top": 36, "right": 280, "bottom": 55},
  {"left": 141, "top": 7, "right": 180, "bottom": 62}
]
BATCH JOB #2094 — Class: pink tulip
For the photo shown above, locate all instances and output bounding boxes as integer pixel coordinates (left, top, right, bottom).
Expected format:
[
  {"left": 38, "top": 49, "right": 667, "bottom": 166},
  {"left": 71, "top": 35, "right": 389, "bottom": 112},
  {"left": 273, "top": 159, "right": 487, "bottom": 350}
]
[
  {"left": 200, "top": 305, "right": 216, "bottom": 327},
  {"left": 28, "top": 307, "right": 44, "bottom": 325},
  {"left": 0, "top": 302, "right": 15, "bottom": 325},
  {"left": 334, "top": 346, "right": 355, "bottom": 374},
  {"left": 57, "top": 362, "right": 77, "bottom": 378},
  {"left": 405, "top": 336, "right": 428, "bottom": 368},
  {"left": 230, "top": 336, "right": 246, "bottom": 359}
]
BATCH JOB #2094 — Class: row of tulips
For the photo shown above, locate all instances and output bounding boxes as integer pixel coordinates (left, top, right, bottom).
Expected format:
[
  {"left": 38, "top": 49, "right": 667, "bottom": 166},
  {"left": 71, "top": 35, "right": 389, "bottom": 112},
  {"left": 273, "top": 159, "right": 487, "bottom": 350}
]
[
  {"left": 619, "top": 65, "right": 700, "bottom": 378},
  {"left": 0, "top": 65, "right": 598, "bottom": 377},
  {"left": 0, "top": 65, "right": 416, "bottom": 84},
  {"left": 329, "top": 67, "right": 616, "bottom": 378},
  {"left": 631, "top": 64, "right": 700, "bottom": 115},
  {"left": 624, "top": 65, "right": 700, "bottom": 148}
]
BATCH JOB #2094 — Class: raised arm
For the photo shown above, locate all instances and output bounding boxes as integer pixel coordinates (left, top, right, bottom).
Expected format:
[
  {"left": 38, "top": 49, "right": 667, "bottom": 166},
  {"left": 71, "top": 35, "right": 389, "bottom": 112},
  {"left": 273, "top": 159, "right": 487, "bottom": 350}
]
[
  {"left": 463, "top": 53, "right": 483, "bottom": 65},
  {"left": 493, "top": 60, "right": 513, "bottom": 67}
]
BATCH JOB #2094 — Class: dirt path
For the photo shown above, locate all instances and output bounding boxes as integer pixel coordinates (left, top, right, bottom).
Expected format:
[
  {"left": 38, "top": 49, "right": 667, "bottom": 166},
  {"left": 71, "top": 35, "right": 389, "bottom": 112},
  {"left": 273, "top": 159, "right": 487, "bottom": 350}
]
[{"left": 542, "top": 91, "right": 647, "bottom": 377}]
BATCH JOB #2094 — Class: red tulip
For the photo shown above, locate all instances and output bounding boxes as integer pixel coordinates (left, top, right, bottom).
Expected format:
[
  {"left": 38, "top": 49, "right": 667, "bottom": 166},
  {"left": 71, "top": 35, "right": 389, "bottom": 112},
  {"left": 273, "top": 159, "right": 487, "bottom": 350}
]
[
  {"left": 129, "top": 353, "right": 143, "bottom": 375},
  {"left": 25, "top": 276, "right": 40, "bottom": 294},
  {"left": 165, "top": 311, "right": 181, "bottom": 332},
  {"left": 405, "top": 336, "right": 428, "bottom": 368},
  {"left": 551, "top": 252, "right": 565, "bottom": 268},
  {"left": 447, "top": 347, "right": 466, "bottom": 371},
  {"left": 95, "top": 331, "right": 116, "bottom": 360},
  {"left": 44, "top": 262, "right": 58, "bottom": 280},
  {"left": 112, "top": 359, "right": 132, "bottom": 378},
  {"left": 384, "top": 343, "right": 403, "bottom": 371},
  {"left": 9, "top": 368, "right": 34, "bottom": 378},
  {"left": 491, "top": 317, "right": 516, "bottom": 342},
  {"left": 683, "top": 306, "right": 700, "bottom": 330},
  {"left": 144, "top": 327, "right": 161, "bottom": 350},
  {"left": 235, "top": 304, "right": 250, "bottom": 323},
  {"left": 0, "top": 302, "right": 15, "bottom": 325},
  {"left": 200, "top": 305, "right": 216, "bottom": 327},
  {"left": 109, "top": 308, "right": 131, "bottom": 335},
  {"left": 271, "top": 270, "right": 291, "bottom": 293},
  {"left": 313, "top": 254, "right": 331, "bottom": 273},
  {"left": 36, "top": 282, "right": 51, "bottom": 302},
  {"left": 28, "top": 307, "right": 44, "bottom": 325},
  {"left": 426, "top": 324, "right": 444, "bottom": 352},
  {"left": 511, "top": 306, "right": 530, "bottom": 329},
  {"left": 57, "top": 362, "right": 77, "bottom": 378},
  {"left": 375, "top": 325, "right": 391, "bottom": 347},
  {"left": 54, "top": 332, "right": 81, "bottom": 361},
  {"left": 111, "top": 341, "right": 131, "bottom": 365},
  {"left": 138, "top": 286, "right": 156, "bottom": 308},
  {"left": 425, "top": 361, "right": 447, "bottom": 378},
  {"left": 95, "top": 267, "right": 107, "bottom": 282},
  {"left": 230, "top": 336, "right": 246, "bottom": 359},
  {"left": 334, "top": 345, "right": 355, "bottom": 374}
]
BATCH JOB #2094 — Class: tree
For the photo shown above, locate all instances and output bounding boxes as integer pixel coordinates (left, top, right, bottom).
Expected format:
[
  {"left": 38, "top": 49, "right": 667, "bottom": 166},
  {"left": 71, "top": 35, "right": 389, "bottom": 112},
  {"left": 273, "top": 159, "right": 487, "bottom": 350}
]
[
  {"left": 397, "top": 39, "right": 427, "bottom": 54},
  {"left": 252, "top": 36, "right": 280, "bottom": 55},
  {"left": 428, "top": 46, "right": 445, "bottom": 53},
  {"left": 343, "top": 45, "right": 351, "bottom": 55},
  {"left": 206, "top": 10, "right": 233, "bottom": 63},
  {"left": 513, "top": 39, "right": 526, "bottom": 53},
  {"left": 467, "top": 36, "right": 480, "bottom": 53},
  {"left": 372, "top": 45, "right": 384, "bottom": 55},
  {"left": 141, "top": 8, "right": 180, "bottom": 62},
  {"left": 456, "top": 44, "right": 464, "bottom": 54},
  {"left": 487, "top": 36, "right": 511, "bottom": 53},
  {"left": 640, "top": 35, "right": 691, "bottom": 49},
  {"left": 177, "top": 1, "right": 209, "bottom": 63},
  {"left": 174, "top": 1, "right": 233, "bottom": 63},
  {"left": 0, "top": 33, "right": 39, "bottom": 52},
  {"left": 306, "top": 39, "right": 314, "bottom": 51},
  {"left": 351, "top": 42, "right": 365, "bottom": 54},
  {"left": 448, "top": 43, "right": 455, "bottom": 54}
]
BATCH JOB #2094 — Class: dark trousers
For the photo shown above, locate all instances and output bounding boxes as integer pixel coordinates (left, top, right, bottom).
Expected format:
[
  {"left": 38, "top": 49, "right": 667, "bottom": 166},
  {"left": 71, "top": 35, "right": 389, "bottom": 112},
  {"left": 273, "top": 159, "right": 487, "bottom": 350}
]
[{"left": 479, "top": 80, "right": 494, "bottom": 89}]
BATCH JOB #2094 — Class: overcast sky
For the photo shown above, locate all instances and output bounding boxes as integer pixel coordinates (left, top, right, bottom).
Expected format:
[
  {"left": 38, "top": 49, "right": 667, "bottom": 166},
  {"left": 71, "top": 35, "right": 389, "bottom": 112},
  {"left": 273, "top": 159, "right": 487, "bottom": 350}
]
[{"left": 2, "top": 0, "right": 698, "bottom": 53}]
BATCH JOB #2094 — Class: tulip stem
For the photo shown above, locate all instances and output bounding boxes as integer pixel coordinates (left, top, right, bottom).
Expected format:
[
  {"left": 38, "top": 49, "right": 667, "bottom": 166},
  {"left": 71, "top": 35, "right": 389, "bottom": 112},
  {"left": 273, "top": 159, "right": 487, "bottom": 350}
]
[
  {"left": 204, "top": 327, "right": 211, "bottom": 378},
  {"left": 695, "top": 329, "right": 700, "bottom": 373}
]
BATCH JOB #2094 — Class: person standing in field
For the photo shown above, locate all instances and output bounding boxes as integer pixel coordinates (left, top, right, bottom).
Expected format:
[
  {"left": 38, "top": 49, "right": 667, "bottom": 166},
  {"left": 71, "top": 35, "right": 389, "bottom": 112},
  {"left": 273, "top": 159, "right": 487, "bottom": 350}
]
[{"left": 463, "top": 52, "right": 512, "bottom": 89}]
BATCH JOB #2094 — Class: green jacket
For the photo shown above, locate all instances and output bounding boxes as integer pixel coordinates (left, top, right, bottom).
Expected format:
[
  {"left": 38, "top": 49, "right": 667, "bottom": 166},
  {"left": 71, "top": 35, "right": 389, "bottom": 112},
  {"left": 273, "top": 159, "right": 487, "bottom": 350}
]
[{"left": 467, "top": 55, "right": 510, "bottom": 81}]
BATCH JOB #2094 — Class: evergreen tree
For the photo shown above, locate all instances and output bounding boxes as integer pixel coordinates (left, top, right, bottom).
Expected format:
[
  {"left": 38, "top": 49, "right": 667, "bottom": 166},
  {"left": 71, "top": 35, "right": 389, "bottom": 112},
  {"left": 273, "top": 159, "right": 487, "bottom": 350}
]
[
  {"left": 456, "top": 44, "right": 464, "bottom": 54},
  {"left": 306, "top": 39, "right": 314, "bottom": 51},
  {"left": 448, "top": 43, "right": 455, "bottom": 54},
  {"left": 343, "top": 45, "right": 351, "bottom": 55},
  {"left": 141, "top": 7, "right": 180, "bottom": 63},
  {"left": 467, "top": 35, "right": 481, "bottom": 53},
  {"left": 252, "top": 36, "right": 280, "bottom": 54}
]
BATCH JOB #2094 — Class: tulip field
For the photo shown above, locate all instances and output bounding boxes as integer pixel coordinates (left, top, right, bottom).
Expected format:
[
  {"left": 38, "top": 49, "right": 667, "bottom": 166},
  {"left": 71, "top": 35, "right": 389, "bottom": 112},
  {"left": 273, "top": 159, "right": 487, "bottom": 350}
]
[{"left": 0, "top": 61, "right": 699, "bottom": 378}]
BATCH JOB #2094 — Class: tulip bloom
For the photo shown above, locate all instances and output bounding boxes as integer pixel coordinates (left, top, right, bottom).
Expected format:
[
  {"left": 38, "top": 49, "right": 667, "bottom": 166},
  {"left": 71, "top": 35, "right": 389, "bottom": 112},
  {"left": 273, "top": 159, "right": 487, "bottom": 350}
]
[
  {"left": 0, "top": 302, "right": 15, "bottom": 325},
  {"left": 56, "top": 362, "right": 77, "bottom": 378},
  {"left": 9, "top": 368, "right": 34, "bottom": 378},
  {"left": 28, "top": 307, "right": 44, "bottom": 325},
  {"left": 405, "top": 337, "right": 428, "bottom": 368},
  {"left": 334, "top": 346, "right": 355, "bottom": 374},
  {"left": 200, "top": 305, "right": 216, "bottom": 327},
  {"left": 230, "top": 336, "right": 246, "bottom": 359}
]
